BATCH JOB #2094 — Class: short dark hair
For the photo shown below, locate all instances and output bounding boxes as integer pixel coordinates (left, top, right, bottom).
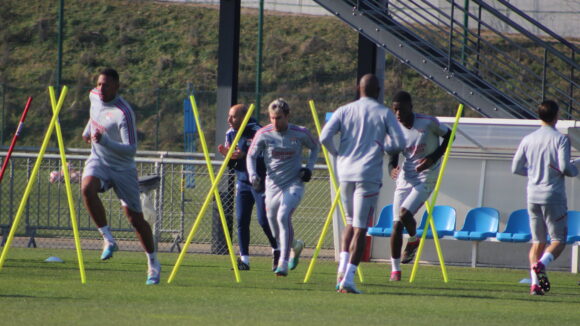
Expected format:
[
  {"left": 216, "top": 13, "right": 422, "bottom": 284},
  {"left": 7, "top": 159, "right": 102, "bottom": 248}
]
[
  {"left": 268, "top": 98, "right": 290, "bottom": 115},
  {"left": 392, "top": 90, "right": 412, "bottom": 104},
  {"left": 538, "top": 100, "right": 558, "bottom": 123},
  {"left": 99, "top": 68, "right": 119, "bottom": 82}
]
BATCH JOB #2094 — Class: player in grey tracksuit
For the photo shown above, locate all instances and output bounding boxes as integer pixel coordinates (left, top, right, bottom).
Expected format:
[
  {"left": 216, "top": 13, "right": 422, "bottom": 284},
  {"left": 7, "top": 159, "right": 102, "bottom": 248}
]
[
  {"left": 247, "top": 99, "right": 320, "bottom": 276},
  {"left": 81, "top": 68, "right": 160, "bottom": 285},
  {"left": 512, "top": 99, "right": 578, "bottom": 295},
  {"left": 320, "top": 74, "right": 405, "bottom": 294}
]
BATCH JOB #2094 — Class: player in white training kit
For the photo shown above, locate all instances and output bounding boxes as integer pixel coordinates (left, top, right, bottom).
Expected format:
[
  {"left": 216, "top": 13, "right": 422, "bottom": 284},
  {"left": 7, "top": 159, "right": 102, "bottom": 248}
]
[
  {"left": 320, "top": 74, "right": 405, "bottom": 294},
  {"left": 247, "top": 99, "right": 320, "bottom": 276},
  {"left": 388, "top": 91, "right": 451, "bottom": 281},
  {"left": 512, "top": 100, "right": 578, "bottom": 295},
  {"left": 81, "top": 68, "right": 161, "bottom": 285}
]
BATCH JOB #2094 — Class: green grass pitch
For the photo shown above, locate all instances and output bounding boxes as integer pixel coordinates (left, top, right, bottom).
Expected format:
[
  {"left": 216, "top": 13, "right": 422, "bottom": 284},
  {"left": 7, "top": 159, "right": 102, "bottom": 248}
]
[{"left": 0, "top": 248, "right": 579, "bottom": 325}]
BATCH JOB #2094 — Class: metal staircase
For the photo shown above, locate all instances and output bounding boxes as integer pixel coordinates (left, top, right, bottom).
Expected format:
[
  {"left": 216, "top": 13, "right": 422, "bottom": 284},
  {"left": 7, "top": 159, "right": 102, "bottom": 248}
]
[{"left": 312, "top": 0, "right": 578, "bottom": 119}]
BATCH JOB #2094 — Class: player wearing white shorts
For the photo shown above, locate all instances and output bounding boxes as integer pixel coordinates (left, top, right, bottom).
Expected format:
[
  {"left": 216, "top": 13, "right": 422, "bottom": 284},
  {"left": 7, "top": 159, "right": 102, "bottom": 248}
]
[
  {"left": 512, "top": 100, "right": 578, "bottom": 295},
  {"left": 247, "top": 99, "right": 320, "bottom": 276},
  {"left": 388, "top": 91, "right": 451, "bottom": 281},
  {"left": 81, "top": 68, "right": 160, "bottom": 285},
  {"left": 320, "top": 74, "right": 405, "bottom": 294}
]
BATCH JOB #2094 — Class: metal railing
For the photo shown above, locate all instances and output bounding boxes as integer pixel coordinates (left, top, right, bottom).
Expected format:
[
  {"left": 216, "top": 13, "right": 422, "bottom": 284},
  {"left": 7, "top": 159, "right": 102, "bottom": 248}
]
[
  {"left": 0, "top": 150, "right": 335, "bottom": 258},
  {"left": 324, "top": 0, "right": 578, "bottom": 119}
]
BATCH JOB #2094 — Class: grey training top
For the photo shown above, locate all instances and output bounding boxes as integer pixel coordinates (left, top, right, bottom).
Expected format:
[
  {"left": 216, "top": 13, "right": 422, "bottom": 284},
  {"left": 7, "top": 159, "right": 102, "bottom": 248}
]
[
  {"left": 320, "top": 97, "right": 405, "bottom": 184},
  {"left": 247, "top": 123, "right": 320, "bottom": 192},
  {"left": 512, "top": 125, "right": 578, "bottom": 204},
  {"left": 82, "top": 89, "right": 138, "bottom": 170}
]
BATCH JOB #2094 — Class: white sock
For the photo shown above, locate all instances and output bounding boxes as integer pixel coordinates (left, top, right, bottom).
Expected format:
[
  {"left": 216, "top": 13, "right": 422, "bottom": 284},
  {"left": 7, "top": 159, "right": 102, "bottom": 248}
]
[
  {"left": 343, "top": 263, "right": 358, "bottom": 285},
  {"left": 146, "top": 252, "right": 158, "bottom": 269},
  {"left": 241, "top": 255, "right": 250, "bottom": 265},
  {"left": 539, "top": 252, "right": 554, "bottom": 268},
  {"left": 338, "top": 251, "right": 350, "bottom": 274},
  {"left": 280, "top": 260, "right": 288, "bottom": 270},
  {"left": 408, "top": 235, "right": 418, "bottom": 243},
  {"left": 530, "top": 268, "right": 539, "bottom": 285},
  {"left": 391, "top": 258, "right": 401, "bottom": 272},
  {"left": 98, "top": 226, "right": 115, "bottom": 244}
]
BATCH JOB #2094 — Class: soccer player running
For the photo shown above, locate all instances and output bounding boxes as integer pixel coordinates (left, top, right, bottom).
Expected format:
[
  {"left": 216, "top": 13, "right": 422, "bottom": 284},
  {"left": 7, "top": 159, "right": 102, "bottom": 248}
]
[
  {"left": 247, "top": 99, "right": 320, "bottom": 276},
  {"left": 217, "top": 104, "right": 279, "bottom": 271},
  {"left": 512, "top": 100, "right": 578, "bottom": 295},
  {"left": 320, "top": 74, "right": 405, "bottom": 294},
  {"left": 81, "top": 68, "right": 161, "bottom": 285},
  {"left": 388, "top": 91, "right": 451, "bottom": 282}
]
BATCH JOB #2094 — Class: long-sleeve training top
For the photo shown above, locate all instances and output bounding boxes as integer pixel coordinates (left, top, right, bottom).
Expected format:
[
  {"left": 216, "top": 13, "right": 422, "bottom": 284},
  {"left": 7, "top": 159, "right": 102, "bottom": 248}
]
[
  {"left": 247, "top": 123, "right": 320, "bottom": 192},
  {"left": 319, "top": 97, "right": 405, "bottom": 184},
  {"left": 512, "top": 125, "right": 578, "bottom": 204},
  {"left": 82, "top": 89, "right": 137, "bottom": 170}
]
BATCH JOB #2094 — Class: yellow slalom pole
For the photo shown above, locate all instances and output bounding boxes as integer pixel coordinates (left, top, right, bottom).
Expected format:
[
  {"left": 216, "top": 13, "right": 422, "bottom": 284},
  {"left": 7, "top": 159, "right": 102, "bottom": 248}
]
[
  {"left": 0, "top": 86, "right": 69, "bottom": 270},
  {"left": 303, "top": 190, "right": 341, "bottom": 283},
  {"left": 49, "top": 87, "right": 86, "bottom": 284},
  {"left": 308, "top": 100, "right": 363, "bottom": 283},
  {"left": 308, "top": 100, "right": 348, "bottom": 222},
  {"left": 168, "top": 103, "right": 255, "bottom": 283},
  {"left": 189, "top": 95, "right": 240, "bottom": 283},
  {"left": 409, "top": 201, "right": 434, "bottom": 282},
  {"left": 409, "top": 103, "right": 464, "bottom": 283}
]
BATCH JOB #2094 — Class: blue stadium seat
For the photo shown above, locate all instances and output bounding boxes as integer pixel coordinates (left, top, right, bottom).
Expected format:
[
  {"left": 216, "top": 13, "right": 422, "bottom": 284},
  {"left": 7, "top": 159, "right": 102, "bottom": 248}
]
[
  {"left": 496, "top": 209, "right": 531, "bottom": 242},
  {"left": 567, "top": 211, "right": 580, "bottom": 244},
  {"left": 367, "top": 204, "right": 394, "bottom": 237},
  {"left": 454, "top": 207, "right": 499, "bottom": 241},
  {"left": 415, "top": 205, "right": 456, "bottom": 239}
]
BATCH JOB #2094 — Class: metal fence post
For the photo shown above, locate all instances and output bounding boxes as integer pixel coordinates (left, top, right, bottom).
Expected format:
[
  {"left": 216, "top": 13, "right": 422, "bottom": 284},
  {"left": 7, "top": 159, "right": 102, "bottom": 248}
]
[
  {"left": 154, "top": 158, "right": 164, "bottom": 247},
  {"left": 0, "top": 83, "right": 4, "bottom": 144},
  {"left": 475, "top": 4, "right": 482, "bottom": 76},
  {"left": 542, "top": 48, "right": 548, "bottom": 102},
  {"left": 448, "top": 0, "right": 456, "bottom": 72},
  {"left": 155, "top": 88, "right": 161, "bottom": 151},
  {"left": 570, "top": 50, "right": 575, "bottom": 116}
]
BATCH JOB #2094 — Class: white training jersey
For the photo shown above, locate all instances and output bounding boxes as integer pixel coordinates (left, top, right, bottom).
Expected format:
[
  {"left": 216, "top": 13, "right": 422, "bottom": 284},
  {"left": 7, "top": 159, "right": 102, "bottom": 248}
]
[
  {"left": 512, "top": 125, "right": 578, "bottom": 204},
  {"left": 398, "top": 113, "right": 449, "bottom": 184},
  {"left": 82, "top": 89, "right": 138, "bottom": 170},
  {"left": 320, "top": 97, "right": 404, "bottom": 184},
  {"left": 247, "top": 123, "right": 320, "bottom": 192}
]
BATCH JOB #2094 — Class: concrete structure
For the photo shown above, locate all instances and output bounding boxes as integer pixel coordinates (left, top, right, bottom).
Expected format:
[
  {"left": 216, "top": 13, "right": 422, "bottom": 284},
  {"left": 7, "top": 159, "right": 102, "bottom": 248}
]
[{"left": 163, "top": 0, "right": 580, "bottom": 38}]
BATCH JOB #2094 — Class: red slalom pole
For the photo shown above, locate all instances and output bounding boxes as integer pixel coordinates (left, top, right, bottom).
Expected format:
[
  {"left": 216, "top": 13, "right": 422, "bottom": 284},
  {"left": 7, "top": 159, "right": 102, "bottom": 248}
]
[{"left": 0, "top": 97, "right": 33, "bottom": 183}]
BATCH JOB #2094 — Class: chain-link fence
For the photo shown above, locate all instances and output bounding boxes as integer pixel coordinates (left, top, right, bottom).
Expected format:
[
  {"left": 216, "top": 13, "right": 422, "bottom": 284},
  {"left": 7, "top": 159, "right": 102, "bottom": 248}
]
[{"left": 0, "top": 149, "right": 335, "bottom": 259}]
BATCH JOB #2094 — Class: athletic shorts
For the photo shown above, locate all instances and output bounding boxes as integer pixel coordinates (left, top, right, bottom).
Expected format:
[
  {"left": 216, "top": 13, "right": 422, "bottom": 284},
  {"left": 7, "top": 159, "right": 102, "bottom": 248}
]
[
  {"left": 340, "top": 181, "right": 381, "bottom": 228},
  {"left": 528, "top": 203, "right": 567, "bottom": 243},
  {"left": 82, "top": 159, "right": 142, "bottom": 213},
  {"left": 392, "top": 179, "right": 434, "bottom": 222}
]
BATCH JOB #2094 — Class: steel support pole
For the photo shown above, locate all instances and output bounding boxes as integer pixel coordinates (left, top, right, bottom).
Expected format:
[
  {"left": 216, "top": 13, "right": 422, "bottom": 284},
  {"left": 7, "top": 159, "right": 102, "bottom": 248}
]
[
  {"left": 357, "top": 35, "right": 385, "bottom": 103},
  {"left": 255, "top": 0, "right": 264, "bottom": 120},
  {"left": 56, "top": 0, "right": 64, "bottom": 95},
  {"left": 213, "top": 0, "right": 240, "bottom": 254}
]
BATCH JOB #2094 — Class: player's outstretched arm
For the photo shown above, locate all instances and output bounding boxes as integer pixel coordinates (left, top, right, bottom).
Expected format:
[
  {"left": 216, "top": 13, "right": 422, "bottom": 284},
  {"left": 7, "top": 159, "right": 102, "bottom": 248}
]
[
  {"left": 511, "top": 142, "right": 528, "bottom": 176},
  {"left": 82, "top": 121, "right": 91, "bottom": 144},
  {"left": 560, "top": 136, "right": 578, "bottom": 177},
  {"left": 386, "top": 110, "right": 405, "bottom": 155},
  {"left": 319, "top": 112, "right": 340, "bottom": 156},
  {"left": 246, "top": 130, "right": 265, "bottom": 184},
  {"left": 98, "top": 118, "right": 137, "bottom": 157},
  {"left": 417, "top": 129, "right": 452, "bottom": 172},
  {"left": 304, "top": 128, "right": 320, "bottom": 171}
]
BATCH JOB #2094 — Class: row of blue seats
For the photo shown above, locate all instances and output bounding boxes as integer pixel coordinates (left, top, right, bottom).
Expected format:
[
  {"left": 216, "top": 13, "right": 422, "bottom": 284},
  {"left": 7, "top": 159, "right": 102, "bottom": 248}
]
[{"left": 367, "top": 205, "right": 580, "bottom": 244}]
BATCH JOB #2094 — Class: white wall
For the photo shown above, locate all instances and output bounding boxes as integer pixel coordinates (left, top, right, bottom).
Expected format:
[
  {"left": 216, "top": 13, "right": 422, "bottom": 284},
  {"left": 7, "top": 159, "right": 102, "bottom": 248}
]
[{"left": 162, "top": 0, "right": 580, "bottom": 38}]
